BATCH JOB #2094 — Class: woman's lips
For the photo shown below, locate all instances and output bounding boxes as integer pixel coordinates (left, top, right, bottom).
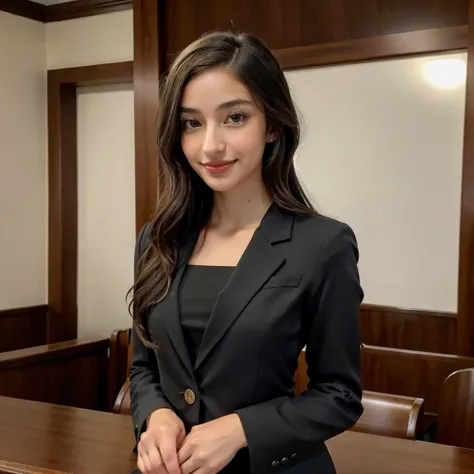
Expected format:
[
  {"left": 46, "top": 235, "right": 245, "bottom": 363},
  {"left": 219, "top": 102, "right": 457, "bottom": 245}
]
[{"left": 203, "top": 160, "right": 236, "bottom": 174}]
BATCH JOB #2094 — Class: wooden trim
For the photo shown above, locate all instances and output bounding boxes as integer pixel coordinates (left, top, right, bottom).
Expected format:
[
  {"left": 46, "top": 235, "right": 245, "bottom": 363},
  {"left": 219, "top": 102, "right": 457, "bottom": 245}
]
[
  {"left": 46, "top": 0, "right": 131, "bottom": 22},
  {"left": 361, "top": 303, "right": 455, "bottom": 320},
  {"left": 49, "top": 61, "right": 133, "bottom": 86},
  {"left": 47, "top": 62, "right": 133, "bottom": 344},
  {"left": 0, "top": 305, "right": 47, "bottom": 319},
  {"left": 0, "top": 338, "right": 109, "bottom": 370},
  {"left": 457, "top": 1, "right": 474, "bottom": 357},
  {"left": 0, "top": 0, "right": 46, "bottom": 22},
  {"left": 133, "top": 0, "right": 167, "bottom": 232},
  {"left": 166, "top": 26, "right": 468, "bottom": 71},
  {"left": 275, "top": 26, "right": 468, "bottom": 70},
  {"left": 0, "top": 0, "right": 131, "bottom": 23}
]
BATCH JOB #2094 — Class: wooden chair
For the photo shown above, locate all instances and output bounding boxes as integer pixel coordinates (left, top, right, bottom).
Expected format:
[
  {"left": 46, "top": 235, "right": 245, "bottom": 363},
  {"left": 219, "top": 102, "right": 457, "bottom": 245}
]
[
  {"left": 108, "top": 328, "right": 132, "bottom": 412},
  {"left": 295, "top": 352, "right": 424, "bottom": 439},
  {"left": 113, "top": 378, "right": 132, "bottom": 415},
  {"left": 352, "top": 391, "right": 424, "bottom": 439},
  {"left": 437, "top": 368, "right": 474, "bottom": 449}
]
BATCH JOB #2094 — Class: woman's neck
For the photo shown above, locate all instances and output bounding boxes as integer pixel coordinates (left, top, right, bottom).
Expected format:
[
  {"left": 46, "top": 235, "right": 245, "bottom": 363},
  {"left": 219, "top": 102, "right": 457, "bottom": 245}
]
[{"left": 210, "top": 184, "right": 272, "bottom": 233}]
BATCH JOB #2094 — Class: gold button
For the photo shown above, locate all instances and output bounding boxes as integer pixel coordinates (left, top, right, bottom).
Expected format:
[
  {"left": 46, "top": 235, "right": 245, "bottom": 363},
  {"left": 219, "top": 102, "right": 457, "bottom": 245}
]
[{"left": 184, "top": 388, "right": 196, "bottom": 405}]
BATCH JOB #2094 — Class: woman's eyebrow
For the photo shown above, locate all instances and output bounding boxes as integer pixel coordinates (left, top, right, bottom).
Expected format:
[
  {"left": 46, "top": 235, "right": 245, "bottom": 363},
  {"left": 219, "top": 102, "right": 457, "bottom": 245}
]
[{"left": 179, "top": 99, "right": 253, "bottom": 114}]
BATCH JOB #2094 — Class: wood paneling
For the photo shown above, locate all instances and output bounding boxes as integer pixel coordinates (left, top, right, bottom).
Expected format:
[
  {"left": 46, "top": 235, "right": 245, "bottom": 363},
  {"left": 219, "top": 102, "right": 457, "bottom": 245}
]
[
  {"left": 0, "top": 0, "right": 46, "bottom": 22},
  {"left": 47, "top": 63, "right": 133, "bottom": 344},
  {"left": 46, "top": 0, "right": 131, "bottom": 23},
  {"left": 133, "top": 0, "right": 167, "bottom": 232},
  {"left": 0, "top": 0, "right": 131, "bottom": 23},
  {"left": 0, "top": 306, "right": 47, "bottom": 352},
  {"left": 274, "top": 26, "right": 468, "bottom": 70},
  {"left": 164, "top": 0, "right": 468, "bottom": 54},
  {"left": 458, "top": 0, "right": 474, "bottom": 357},
  {"left": 360, "top": 304, "right": 457, "bottom": 353},
  {"left": 297, "top": 347, "right": 474, "bottom": 417},
  {"left": 0, "top": 338, "right": 109, "bottom": 410}
]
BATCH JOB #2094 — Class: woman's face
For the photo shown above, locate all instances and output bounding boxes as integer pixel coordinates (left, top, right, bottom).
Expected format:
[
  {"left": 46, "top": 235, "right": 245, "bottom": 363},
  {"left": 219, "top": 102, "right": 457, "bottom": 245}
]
[{"left": 180, "top": 67, "right": 274, "bottom": 193}]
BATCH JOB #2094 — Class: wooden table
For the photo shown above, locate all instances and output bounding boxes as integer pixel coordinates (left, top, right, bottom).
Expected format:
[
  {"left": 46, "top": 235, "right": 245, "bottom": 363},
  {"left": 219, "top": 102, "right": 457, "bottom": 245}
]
[{"left": 1, "top": 396, "right": 474, "bottom": 474}]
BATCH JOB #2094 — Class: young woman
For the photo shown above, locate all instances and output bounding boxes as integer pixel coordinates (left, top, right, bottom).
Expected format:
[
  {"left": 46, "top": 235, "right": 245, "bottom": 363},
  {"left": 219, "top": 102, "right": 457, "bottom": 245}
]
[{"left": 129, "top": 31, "right": 363, "bottom": 474}]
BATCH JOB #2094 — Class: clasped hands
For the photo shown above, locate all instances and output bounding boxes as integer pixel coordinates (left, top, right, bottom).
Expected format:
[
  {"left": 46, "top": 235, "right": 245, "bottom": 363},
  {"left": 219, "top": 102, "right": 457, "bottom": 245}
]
[{"left": 137, "top": 408, "right": 247, "bottom": 474}]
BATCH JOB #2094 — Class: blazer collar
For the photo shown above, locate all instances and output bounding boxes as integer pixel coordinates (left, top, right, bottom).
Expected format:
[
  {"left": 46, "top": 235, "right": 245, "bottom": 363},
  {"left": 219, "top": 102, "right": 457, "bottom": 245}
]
[{"left": 162, "top": 203, "right": 295, "bottom": 376}]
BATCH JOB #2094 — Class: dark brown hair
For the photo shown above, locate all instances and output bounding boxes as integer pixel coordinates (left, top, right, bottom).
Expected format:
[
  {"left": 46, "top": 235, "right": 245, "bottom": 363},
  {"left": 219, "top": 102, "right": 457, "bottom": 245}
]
[{"left": 130, "top": 31, "right": 317, "bottom": 347}]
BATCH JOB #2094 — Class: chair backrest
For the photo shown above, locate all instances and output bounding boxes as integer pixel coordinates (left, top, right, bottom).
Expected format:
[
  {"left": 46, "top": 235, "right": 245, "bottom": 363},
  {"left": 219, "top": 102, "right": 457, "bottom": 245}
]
[
  {"left": 113, "top": 379, "right": 131, "bottom": 415},
  {"left": 437, "top": 368, "right": 474, "bottom": 449},
  {"left": 295, "top": 350, "right": 424, "bottom": 439},
  {"left": 353, "top": 391, "right": 424, "bottom": 439},
  {"left": 108, "top": 328, "right": 132, "bottom": 412}
]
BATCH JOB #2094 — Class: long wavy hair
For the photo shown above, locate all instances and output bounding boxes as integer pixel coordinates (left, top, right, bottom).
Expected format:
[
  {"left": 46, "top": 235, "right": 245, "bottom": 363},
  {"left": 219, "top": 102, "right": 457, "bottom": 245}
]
[{"left": 130, "top": 31, "right": 317, "bottom": 347}]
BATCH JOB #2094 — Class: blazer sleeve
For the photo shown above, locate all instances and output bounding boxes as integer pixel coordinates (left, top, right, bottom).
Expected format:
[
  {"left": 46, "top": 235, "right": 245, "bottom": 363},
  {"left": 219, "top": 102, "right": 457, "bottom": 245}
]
[
  {"left": 129, "top": 223, "right": 173, "bottom": 443},
  {"left": 235, "top": 223, "right": 364, "bottom": 473}
]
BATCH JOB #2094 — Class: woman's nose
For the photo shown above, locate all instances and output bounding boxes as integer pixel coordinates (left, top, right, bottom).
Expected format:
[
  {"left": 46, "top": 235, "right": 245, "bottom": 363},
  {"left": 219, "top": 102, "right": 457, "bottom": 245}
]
[{"left": 202, "top": 126, "right": 225, "bottom": 157}]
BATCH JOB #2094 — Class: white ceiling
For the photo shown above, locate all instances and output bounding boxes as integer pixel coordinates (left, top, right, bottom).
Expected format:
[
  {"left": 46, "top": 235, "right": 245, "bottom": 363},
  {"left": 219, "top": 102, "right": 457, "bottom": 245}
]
[{"left": 35, "top": 0, "right": 76, "bottom": 5}]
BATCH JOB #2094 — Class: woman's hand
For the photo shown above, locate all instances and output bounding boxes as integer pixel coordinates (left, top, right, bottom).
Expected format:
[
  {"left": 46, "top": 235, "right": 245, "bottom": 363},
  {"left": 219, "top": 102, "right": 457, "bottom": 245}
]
[
  {"left": 137, "top": 408, "right": 186, "bottom": 474},
  {"left": 178, "top": 414, "right": 247, "bottom": 474}
]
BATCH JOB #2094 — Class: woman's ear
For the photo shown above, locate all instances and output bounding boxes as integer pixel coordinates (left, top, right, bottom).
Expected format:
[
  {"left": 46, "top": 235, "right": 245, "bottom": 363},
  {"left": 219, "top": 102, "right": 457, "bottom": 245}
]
[{"left": 266, "top": 132, "right": 278, "bottom": 143}]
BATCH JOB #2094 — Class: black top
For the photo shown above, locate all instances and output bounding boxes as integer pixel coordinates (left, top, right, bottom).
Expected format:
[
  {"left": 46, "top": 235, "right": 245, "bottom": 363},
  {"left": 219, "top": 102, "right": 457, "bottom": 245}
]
[{"left": 179, "top": 264, "right": 234, "bottom": 365}]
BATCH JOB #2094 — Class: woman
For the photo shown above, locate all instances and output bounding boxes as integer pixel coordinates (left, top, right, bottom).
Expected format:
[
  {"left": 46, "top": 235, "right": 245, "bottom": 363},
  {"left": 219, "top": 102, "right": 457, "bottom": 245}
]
[{"left": 129, "top": 31, "right": 363, "bottom": 474}]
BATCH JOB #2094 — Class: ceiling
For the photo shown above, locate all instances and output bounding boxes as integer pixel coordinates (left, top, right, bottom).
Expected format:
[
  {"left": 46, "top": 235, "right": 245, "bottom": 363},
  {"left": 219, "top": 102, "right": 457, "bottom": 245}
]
[{"left": 35, "top": 0, "right": 76, "bottom": 5}]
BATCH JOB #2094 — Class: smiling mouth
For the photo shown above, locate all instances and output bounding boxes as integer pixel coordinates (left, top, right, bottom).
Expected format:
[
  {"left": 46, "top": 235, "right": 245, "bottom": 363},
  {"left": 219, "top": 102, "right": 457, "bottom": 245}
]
[{"left": 203, "top": 160, "right": 237, "bottom": 174}]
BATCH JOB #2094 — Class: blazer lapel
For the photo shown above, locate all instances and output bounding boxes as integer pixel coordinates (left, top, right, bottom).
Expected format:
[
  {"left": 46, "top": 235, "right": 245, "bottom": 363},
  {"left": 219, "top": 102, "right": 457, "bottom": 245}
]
[
  {"left": 160, "top": 229, "right": 200, "bottom": 379},
  {"left": 194, "top": 204, "right": 294, "bottom": 371}
]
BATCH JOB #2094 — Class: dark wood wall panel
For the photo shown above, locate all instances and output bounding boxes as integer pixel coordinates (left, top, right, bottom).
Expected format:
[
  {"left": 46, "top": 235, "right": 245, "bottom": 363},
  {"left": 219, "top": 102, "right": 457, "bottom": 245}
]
[
  {"left": 0, "top": 339, "right": 109, "bottom": 411},
  {"left": 0, "top": 306, "right": 47, "bottom": 353},
  {"left": 360, "top": 305, "right": 457, "bottom": 354},
  {"left": 133, "top": 0, "right": 167, "bottom": 231},
  {"left": 165, "top": 0, "right": 468, "bottom": 54}
]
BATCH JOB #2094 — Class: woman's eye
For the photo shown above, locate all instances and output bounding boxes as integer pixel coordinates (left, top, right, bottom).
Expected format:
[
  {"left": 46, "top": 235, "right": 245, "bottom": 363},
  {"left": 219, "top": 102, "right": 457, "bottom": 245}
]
[
  {"left": 183, "top": 119, "right": 200, "bottom": 129},
  {"left": 227, "top": 113, "right": 246, "bottom": 124}
]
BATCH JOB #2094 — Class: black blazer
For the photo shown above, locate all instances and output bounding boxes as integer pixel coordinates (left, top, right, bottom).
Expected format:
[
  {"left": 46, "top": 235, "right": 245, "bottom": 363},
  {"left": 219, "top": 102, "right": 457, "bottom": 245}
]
[{"left": 130, "top": 203, "right": 364, "bottom": 474}]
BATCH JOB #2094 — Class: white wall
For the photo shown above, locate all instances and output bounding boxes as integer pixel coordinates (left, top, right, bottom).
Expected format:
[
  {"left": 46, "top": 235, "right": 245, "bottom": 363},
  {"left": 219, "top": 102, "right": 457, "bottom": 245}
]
[
  {"left": 0, "top": 12, "right": 47, "bottom": 310},
  {"left": 286, "top": 52, "right": 465, "bottom": 312},
  {"left": 77, "top": 84, "right": 136, "bottom": 338},
  {"left": 46, "top": 10, "right": 133, "bottom": 69}
]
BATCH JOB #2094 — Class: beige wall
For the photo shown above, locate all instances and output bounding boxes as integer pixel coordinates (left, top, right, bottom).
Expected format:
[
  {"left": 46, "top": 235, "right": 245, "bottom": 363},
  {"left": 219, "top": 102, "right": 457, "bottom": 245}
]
[
  {"left": 46, "top": 10, "right": 133, "bottom": 69},
  {"left": 0, "top": 11, "right": 47, "bottom": 310},
  {"left": 286, "top": 52, "right": 466, "bottom": 312},
  {"left": 77, "top": 84, "right": 135, "bottom": 338}
]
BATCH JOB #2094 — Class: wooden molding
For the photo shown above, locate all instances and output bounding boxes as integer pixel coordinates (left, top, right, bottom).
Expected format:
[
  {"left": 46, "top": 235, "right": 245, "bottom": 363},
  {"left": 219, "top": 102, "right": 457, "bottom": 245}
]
[
  {"left": 0, "top": 0, "right": 46, "bottom": 22},
  {"left": 274, "top": 26, "right": 468, "bottom": 70},
  {"left": 457, "top": 0, "right": 474, "bottom": 356},
  {"left": 46, "top": 0, "right": 131, "bottom": 23},
  {"left": 0, "top": 0, "right": 131, "bottom": 23},
  {"left": 47, "top": 62, "right": 133, "bottom": 344}
]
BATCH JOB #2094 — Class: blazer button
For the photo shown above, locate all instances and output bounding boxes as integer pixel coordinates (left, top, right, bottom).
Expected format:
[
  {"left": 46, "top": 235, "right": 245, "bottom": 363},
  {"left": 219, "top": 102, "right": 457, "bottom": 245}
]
[
  {"left": 271, "top": 461, "right": 280, "bottom": 468},
  {"left": 291, "top": 453, "right": 298, "bottom": 459},
  {"left": 281, "top": 457, "right": 289, "bottom": 464},
  {"left": 184, "top": 388, "right": 196, "bottom": 405}
]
